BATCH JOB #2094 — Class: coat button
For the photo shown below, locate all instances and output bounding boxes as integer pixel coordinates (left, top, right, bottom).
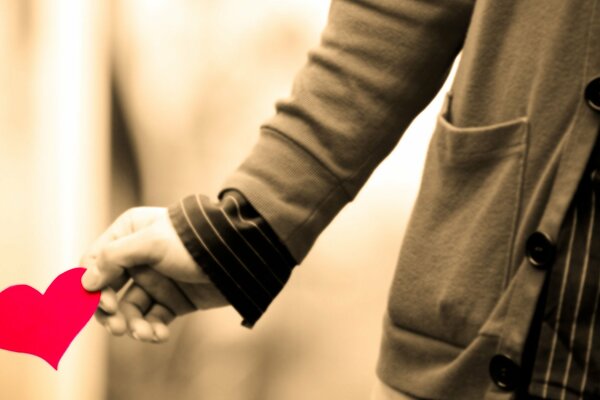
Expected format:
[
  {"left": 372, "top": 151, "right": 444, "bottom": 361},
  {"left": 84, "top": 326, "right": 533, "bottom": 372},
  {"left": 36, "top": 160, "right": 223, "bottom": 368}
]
[
  {"left": 526, "top": 231, "right": 555, "bottom": 269},
  {"left": 489, "top": 354, "right": 521, "bottom": 391},
  {"left": 585, "top": 77, "right": 600, "bottom": 112}
]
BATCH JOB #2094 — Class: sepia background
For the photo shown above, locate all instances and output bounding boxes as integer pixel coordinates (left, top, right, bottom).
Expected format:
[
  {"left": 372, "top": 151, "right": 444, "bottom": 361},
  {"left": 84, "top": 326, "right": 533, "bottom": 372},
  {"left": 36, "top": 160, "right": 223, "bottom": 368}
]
[{"left": 0, "top": 1, "right": 455, "bottom": 399}]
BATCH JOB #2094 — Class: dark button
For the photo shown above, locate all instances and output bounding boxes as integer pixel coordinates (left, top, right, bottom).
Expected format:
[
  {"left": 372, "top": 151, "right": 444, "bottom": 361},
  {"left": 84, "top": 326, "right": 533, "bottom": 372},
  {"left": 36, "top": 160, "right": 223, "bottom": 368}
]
[
  {"left": 585, "top": 77, "right": 600, "bottom": 112},
  {"left": 489, "top": 354, "right": 521, "bottom": 391},
  {"left": 526, "top": 231, "right": 555, "bottom": 269}
]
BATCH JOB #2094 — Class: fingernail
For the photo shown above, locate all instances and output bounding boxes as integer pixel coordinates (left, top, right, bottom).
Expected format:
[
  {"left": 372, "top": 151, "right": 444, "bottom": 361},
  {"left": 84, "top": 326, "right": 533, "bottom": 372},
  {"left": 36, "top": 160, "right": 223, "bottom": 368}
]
[
  {"left": 105, "top": 325, "right": 113, "bottom": 335},
  {"left": 81, "top": 268, "right": 99, "bottom": 290},
  {"left": 131, "top": 331, "right": 140, "bottom": 340}
]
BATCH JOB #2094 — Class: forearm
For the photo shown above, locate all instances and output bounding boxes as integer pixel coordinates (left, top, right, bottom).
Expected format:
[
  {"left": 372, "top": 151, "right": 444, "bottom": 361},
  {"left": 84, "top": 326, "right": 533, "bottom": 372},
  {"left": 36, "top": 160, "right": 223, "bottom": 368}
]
[
  {"left": 171, "top": 0, "right": 475, "bottom": 326},
  {"left": 224, "top": 0, "right": 476, "bottom": 262}
]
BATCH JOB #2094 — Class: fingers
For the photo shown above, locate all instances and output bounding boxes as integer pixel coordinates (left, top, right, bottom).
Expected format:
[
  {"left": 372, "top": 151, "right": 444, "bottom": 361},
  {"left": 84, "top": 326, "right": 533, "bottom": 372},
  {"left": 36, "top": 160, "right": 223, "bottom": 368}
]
[
  {"left": 94, "top": 308, "right": 128, "bottom": 336},
  {"left": 98, "top": 288, "right": 119, "bottom": 314},
  {"left": 96, "top": 272, "right": 131, "bottom": 314},
  {"left": 81, "top": 224, "right": 132, "bottom": 292},
  {"left": 83, "top": 266, "right": 131, "bottom": 294},
  {"left": 145, "top": 304, "right": 175, "bottom": 342},
  {"left": 120, "top": 284, "right": 153, "bottom": 341},
  {"left": 82, "top": 227, "right": 165, "bottom": 291},
  {"left": 94, "top": 267, "right": 188, "bottom": 343},
  {"left": 116, "top": 284, "right": 176, "bottom": 343},
  {"left": 95, "top": 285, "right": 175, "bottom": 343},
  {"left": 81, "top": 207, "right": 167, "bottom": 292},
  {"left": 127, "top": 266, "right": 196, "bottom": 315}
]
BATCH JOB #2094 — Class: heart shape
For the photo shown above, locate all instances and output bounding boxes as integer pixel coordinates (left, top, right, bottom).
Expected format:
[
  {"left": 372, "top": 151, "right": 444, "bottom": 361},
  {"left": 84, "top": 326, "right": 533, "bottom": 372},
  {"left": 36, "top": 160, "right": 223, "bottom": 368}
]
[{"left": 0, "top": 267, "right": 100, "bottom": 369}]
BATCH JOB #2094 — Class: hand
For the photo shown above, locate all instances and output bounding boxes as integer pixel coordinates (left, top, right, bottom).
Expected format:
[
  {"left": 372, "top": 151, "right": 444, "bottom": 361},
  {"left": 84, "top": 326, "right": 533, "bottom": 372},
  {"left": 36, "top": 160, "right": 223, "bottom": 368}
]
[{"left": 80, "top": 207, "right": 228, "bottom": 343}]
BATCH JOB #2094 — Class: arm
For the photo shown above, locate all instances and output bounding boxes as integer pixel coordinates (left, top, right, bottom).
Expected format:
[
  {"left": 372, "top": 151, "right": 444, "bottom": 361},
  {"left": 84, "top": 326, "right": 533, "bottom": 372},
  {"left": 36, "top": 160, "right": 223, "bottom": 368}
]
[
  {"left": 82, "top": 0, "right": 475, "bottom": 338},
  {"left": 173, "top": 0, "right": 475, "bottom": 327},
  {"left": 223, "top": 0, "right": 475, "bottom": 262}
]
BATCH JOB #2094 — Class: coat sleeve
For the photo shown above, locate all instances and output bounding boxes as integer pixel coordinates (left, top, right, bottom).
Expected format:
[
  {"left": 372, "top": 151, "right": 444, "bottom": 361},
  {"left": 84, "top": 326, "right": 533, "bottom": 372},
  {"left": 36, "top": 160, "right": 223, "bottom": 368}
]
[
  {"left": 169, "top": 190, "right": 297, "bottom": 327},
  {"left": 222, "top": 0, "right": 475, "bottom": 263}
]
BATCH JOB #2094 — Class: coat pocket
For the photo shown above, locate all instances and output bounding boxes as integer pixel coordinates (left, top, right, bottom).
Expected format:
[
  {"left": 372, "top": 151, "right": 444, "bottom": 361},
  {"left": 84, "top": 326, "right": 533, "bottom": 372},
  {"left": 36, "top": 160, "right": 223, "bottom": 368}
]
[{"left": 387, "top": 93, "right": 529, "bottom": 347}]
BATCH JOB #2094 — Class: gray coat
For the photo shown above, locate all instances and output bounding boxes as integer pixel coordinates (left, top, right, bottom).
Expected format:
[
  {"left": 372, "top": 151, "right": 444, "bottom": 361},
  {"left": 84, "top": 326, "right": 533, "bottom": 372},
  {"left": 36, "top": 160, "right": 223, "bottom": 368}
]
[{"left": 223, "top": 0, "right": 600, "bottom": 398}]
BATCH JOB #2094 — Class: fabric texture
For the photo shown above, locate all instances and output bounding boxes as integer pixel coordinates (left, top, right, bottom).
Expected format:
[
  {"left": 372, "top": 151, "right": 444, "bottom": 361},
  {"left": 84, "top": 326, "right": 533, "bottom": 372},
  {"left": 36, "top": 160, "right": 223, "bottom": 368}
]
[
  {"left": 171, "top": 0, "right": 600, "bottom": 398},
  {"left": 527, "top": 147, "right": 600, "bottom": 399},
  {"left": 168, "top": 190, "right": 295, "bottom": 327}
]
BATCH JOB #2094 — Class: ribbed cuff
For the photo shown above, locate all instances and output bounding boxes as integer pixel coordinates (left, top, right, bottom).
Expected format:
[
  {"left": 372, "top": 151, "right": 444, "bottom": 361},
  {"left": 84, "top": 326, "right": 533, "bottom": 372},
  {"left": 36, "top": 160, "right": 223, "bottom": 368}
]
[{"left": 168, "top": 190, "right": 296, "bottom": 328}]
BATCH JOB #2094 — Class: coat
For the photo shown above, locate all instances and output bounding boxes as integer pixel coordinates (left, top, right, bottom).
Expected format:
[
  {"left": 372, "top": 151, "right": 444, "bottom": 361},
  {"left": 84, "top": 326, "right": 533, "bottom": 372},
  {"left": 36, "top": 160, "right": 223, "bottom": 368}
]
[{"left": 222, "top": 0, "right": 600, "bottom": 398}]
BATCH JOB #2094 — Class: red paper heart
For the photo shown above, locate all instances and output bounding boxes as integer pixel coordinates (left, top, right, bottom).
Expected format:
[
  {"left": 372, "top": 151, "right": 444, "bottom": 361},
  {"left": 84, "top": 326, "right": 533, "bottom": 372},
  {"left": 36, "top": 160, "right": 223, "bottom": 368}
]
[{"left": 0, "top": 267, "right": 100, "bottom": 369}]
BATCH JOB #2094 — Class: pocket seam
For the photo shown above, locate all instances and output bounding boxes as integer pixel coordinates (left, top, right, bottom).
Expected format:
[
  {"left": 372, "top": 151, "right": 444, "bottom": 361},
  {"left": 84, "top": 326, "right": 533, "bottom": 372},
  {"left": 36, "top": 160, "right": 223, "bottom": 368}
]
[{"left": 434, "top": 94, "right": 529, "bottom": 164}]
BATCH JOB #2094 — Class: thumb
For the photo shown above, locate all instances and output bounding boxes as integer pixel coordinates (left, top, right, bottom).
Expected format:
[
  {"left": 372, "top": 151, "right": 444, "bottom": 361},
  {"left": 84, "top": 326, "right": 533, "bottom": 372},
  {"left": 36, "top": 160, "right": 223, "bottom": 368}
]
[{"left": 82, "top": 227, "right": 165, "bottom": 291}]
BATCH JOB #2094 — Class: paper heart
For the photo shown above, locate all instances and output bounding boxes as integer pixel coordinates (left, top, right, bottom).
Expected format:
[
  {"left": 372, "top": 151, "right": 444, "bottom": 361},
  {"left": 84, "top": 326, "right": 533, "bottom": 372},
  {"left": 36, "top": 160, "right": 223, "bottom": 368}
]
[{"left": 0, "top": 267, "right": 100, "bottom": 369}]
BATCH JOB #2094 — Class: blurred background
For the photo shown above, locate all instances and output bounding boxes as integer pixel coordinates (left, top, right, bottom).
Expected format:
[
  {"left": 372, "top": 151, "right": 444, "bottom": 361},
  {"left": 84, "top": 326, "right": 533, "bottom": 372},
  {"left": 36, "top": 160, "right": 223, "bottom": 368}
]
[{"left": 0, "top": 1, "right": 455, "bottom": 399}]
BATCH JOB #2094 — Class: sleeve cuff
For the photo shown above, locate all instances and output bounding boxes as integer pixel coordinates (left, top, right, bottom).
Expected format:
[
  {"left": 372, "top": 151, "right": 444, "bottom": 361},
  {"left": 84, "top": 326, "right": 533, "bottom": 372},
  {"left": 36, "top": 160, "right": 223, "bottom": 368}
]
[
  {"left": 168, "top": 190, "right": 296, "bottom": 328},
  {"left": 221, "top": 127, "right": 351, "bottom": 263}
]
